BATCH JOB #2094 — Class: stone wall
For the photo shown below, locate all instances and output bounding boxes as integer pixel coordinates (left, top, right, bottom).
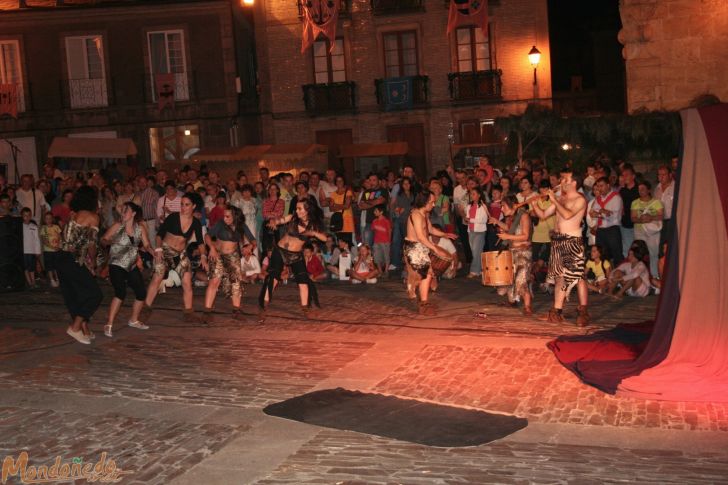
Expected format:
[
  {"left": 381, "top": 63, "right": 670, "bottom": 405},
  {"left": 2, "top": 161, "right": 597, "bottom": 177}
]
[{"left": 619, "top": 0, "right": 728, "bottom": 112}]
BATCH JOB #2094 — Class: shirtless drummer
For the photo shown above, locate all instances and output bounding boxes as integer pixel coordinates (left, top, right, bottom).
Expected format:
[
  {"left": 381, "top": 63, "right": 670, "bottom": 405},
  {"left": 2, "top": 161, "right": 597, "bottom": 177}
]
[
  {"left": 532, "top": 167, "right": 591, "bottom": 326},
  {"left": 403, "top": 189, "right": 458, "bottom": 315}
]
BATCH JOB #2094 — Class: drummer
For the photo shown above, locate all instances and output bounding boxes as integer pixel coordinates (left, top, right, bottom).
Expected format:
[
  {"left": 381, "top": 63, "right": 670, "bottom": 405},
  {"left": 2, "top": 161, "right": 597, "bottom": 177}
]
[
  {"left": 489, "top": 195, "right": 534, "bottom": 315},
  {"left": 403, "top": 189, "right": 458, "bottom": 315}
]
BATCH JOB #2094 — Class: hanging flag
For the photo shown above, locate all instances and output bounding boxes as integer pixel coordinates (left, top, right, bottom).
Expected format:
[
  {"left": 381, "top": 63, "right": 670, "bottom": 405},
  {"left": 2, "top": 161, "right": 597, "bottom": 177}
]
[
  {"left": 382, "top": 77, "right": 413, "bottom": 111},
  {"left": 447, "top": 0, "right": 488, "bottom": 37},
  {"left": 301, "top": 0, "right": 339, "bottom": 54},
  {"left": 0, "top": 84, "right": 19, "bottom": 119},
  {"left": 155, "top": 73, "right": 176, "bottom": 111}
]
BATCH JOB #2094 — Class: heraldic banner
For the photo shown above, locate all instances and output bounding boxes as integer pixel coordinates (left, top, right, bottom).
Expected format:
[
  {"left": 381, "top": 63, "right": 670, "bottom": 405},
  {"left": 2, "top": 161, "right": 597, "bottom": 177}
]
[
  {"left": 0, "top": 84, "right": 19, "bottom": 119},
  {"left": 447, "top": 0, "right": 488, "bottom": 37},
  {"left": 382, "top": 77, "right": 413, "bottom": 111},
  {"left": 301, "top": 0, "right": 339, "bottom": 54},
  {"left": 155, "top": 73, "right": 176, "bottom": 111}
]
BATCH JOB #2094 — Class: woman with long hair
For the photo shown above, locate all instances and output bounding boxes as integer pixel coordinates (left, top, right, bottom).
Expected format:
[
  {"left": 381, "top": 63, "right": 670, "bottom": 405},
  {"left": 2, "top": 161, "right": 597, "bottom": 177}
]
[
  {"left": 464, "top": 186, "right": 489, "bottom": 278},
  {"left": 140, "top": 192, "right": 208, "bottom": 324},
  {"left": 203, "top": 204, "right": 255, "bottom": 322},
  {"left": 100, "top": 201, "right": 153, "bottom": 337},
  {"left": 328, "top": 175, "right": 354, "bottom": 245},
  {"left": 490, "top": 195, "right": 533, "bottom": 315},
  {"left": 262, "top": 183, "right": 285, "bottom": 257},
  {"left": 391, "top": 176, "right": 414, "bottom": 272},
  {"left": 57, "top": 186, "right": 103, "bottom": 344},
  {"left": 259, "top": 197, "right": 327, "bottom": 320}
]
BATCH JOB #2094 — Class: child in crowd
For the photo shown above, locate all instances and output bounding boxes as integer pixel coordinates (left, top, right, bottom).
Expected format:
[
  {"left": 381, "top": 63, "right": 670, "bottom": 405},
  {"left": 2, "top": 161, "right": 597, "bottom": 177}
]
[
  {"left": 370, "top": 205, "right": 392, "bottom": 277},
  {"left": 207, "top": 191, "right": 227, "bottom": 228},
  {"left": 486, "top": 184, "right": 503, "bottom": 251},
  {"left": 326, "top": 237, "right": 355, "bottom": 279},
  {"left": 40, "top": 211, "right": 62, "bottom": 288},
  {"left": 21, "top": 207, "right": 41, "bottom": 289},
  {"left": 608, "top": 242, "right": 650, "bottom": 299},
  {"left": 349, "top": 243, "right": 379, "bottom": 284},
  {"left": 585, "top": 244, "right": 611, "bottom": 294},
  {"left": 303, "top": 242, "right": 327, "bottom": 282},
  {"left": 241, "top": 242, "right": 262, "bottom": 281}
]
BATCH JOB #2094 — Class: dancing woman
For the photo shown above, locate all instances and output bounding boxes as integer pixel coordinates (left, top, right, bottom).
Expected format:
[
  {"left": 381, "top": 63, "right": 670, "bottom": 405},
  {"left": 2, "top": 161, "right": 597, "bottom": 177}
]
[
  {"left": 140, "top": 192, "right": 208, "bottom": 324},
  {"left": 203, "top": 204, "right": 255, "bottom": 322},
  {"left": 57, "top": 186, "right": 103, "bottom": 344},
  {"left": 100, "top": 202, "right": 153, "bottom": 337},
  {"left": 258, "top": 198, "right": 326, "bottom": 319}
]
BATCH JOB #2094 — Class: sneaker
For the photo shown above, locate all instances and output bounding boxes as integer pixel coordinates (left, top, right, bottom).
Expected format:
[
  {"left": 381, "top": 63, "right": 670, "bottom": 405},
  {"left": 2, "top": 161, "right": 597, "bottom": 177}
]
[
  {"left": 366, "top": 278, "right": 378, "bottom": 284},
  {"left": 387, "top": 264, "right": 397, "bottom": 271},
  {"left": 128, "top": 320, "right": 150, "bottom": 330},
  {"left": 50, "top": 278, "right": 59, "bottom": 288},
  {"left": 66, "top": 327, "right": 91, "bottom": 345},
  {"left": 87, "top": 331, "right": 95, "bottom": 340},
  {"left": 104, "top": 325, "right": 113, "bottom": 338}
]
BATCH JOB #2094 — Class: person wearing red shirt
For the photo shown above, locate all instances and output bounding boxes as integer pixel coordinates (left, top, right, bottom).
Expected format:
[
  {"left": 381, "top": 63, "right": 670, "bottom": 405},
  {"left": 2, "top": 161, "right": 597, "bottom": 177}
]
[
  {"left": 207, "top": 193, "right": 227, "bottom": 228},
  {"left": 303, "top": 243, "right": 327, "bottom": 282},
  {"left": 371, "top": 205, "right": 392, "bottom": 276}
]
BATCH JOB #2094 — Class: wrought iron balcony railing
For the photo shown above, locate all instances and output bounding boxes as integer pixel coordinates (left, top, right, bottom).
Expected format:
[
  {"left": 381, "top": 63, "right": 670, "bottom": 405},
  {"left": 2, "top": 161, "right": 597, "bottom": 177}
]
[
  {"left": 371, "top": 0, "right": 424, "bottom": 15},
  {"left": 67, "top": 78, "right": 108, "bottom": 109},
  {"left": 447, "top": 70, "right": 502, "bottom": 102},
  {"left": 297, "top": 0, "right": 351, "bottom": 18},
  {"left": 302, "top": 81, "right": 356, "bottom": 115},
  {"left": 374, "top": 75, "right": 428, "bottom": 111}
]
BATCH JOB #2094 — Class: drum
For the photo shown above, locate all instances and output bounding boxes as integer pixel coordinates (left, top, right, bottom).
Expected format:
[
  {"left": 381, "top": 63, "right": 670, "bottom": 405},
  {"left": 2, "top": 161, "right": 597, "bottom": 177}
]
[
  {"left": 429, "top": 250, "right": 453, "bottom": 277},
  {"left": 482, "top": 250, "right": 513, "bottom": 286}
]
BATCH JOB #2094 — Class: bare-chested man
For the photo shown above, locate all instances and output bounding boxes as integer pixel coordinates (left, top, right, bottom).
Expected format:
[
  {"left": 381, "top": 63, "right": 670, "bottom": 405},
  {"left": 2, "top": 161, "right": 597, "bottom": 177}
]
[
  {"left": 532, "top": 167, "right": 590, "bottom": 325},
  {"left": 404, "top": 190, "right": 458, "bottom": 315}
]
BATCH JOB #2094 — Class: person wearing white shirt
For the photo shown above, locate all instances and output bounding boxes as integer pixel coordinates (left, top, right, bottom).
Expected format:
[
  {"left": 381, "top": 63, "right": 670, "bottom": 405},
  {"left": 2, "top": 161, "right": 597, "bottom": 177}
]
[
  {"left": 654, "top": 164, "right": 675, "bottom": 268},
  {"left": 451, "top": 169, "right": 471, "bottom": 263},
  {"left": 464, "top": 187, "right": 489, "bottom": 277},
  {"left": 156, "top": 181, "right": 182, "bottom": 223},
  {"left": 240, "top": 243, "right": 262, "bottom": 280},
  {"left": 22, "top": 207, "right": 42, "bottom": 288},
  {"left": 591, "top": 177, "right": 624, "bottom": 264},
  {"left": 16, "top": 174, "right": 47, "bottom": 224},
  {"left": 609, "top": 243, "right": 651, "bottom": 298}
]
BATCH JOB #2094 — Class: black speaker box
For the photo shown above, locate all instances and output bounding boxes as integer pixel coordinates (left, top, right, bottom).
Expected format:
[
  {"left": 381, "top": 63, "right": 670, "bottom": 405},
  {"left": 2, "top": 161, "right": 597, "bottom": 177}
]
[{"left": 0, "top": 217, "right": 25, "bottom": 292}]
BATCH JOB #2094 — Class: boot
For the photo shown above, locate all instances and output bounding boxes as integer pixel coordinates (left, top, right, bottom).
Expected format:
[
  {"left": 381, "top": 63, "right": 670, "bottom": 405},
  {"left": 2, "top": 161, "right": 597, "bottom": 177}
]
[
  {"left": 202, "top": 307, "right": 214, "bottom": 326},
  {"left": 183, "top": 308, "right": 200, "bottom": 323},
  {"left": 576, "top": 305, "right": 591, "bottom": 327},
  {"left": 547, "top": 307, "right": 564, "bottom": 323}
]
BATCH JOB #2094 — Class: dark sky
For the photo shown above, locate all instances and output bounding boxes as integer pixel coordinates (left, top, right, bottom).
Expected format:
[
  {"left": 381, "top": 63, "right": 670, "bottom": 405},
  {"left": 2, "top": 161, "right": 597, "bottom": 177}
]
[{"left": 547, "top": 0, "right": 624, "bottom": 94}]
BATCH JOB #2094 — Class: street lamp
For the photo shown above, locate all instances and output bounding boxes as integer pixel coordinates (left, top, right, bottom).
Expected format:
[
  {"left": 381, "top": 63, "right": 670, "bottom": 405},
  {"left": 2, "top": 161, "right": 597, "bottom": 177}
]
[
  {"left": 241, "top": 0, "right": 254, "bottom": 5},
  {"left": 528, "top": 46, "right": 541, "bottom": 85}
]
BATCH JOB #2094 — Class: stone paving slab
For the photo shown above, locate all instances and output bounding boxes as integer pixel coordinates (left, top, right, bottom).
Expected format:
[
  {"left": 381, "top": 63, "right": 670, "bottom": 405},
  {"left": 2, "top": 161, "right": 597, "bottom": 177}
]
[
  {"left": 0, "top": 405, "right": 248, "bottom": 485},
  {"left": 255, "top": 429, "right": 728, "bottom": 485},
  {"left": 374, "top": 344, "right": 728, "bottom": 431},
  {"left": 0, "top": 336, "right": 373, "bottom": 409}
]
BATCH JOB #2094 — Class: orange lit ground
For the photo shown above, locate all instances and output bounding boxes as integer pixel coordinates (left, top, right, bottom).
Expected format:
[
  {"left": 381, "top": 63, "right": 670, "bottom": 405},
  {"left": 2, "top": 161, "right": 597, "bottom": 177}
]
[{"left": 2, "top": 279, "right": 727, "bottom": 484}]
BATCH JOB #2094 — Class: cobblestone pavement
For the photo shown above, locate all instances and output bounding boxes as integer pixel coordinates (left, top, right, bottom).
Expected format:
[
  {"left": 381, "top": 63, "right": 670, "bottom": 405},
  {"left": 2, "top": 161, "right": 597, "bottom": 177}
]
[{"left": 1, "top": 278, "right": 727, "bottom": 484}]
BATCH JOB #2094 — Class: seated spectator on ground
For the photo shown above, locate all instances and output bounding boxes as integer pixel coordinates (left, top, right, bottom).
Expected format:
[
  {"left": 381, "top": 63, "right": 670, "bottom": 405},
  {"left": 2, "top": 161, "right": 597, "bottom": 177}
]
[
  {"left": 607, "top": 241, "right": 650, "bottom": 299},
  {"left": 586, "top": 244, "right": 611, "bottom": 294},
  {"left": 303, "top": 242, "right": 327, "bottom": 282},
  {"left": 349, "top": 243, "right": 379, "bottom": 284},
  {"left": 241, "top": 242, "right": 262, "bottom": 281}
]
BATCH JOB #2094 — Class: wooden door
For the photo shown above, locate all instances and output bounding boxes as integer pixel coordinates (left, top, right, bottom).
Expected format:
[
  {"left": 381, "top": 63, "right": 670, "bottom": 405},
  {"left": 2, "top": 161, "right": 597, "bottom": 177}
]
[
  {"left": 386, "top": 123, "right": 426, "bottom": 178},
  {"left": 316, "top": 129, "right": 353, "bottom": 176}
]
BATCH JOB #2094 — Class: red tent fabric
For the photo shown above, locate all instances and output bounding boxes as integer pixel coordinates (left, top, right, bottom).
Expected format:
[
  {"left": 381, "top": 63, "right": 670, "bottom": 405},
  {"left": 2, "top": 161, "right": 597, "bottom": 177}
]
[{"left": 549, "top": 103, "right": 728, "bottom": 401}]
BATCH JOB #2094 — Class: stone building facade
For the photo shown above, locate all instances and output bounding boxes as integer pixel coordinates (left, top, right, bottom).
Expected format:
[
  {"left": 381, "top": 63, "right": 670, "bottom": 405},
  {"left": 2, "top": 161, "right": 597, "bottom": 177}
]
[
  {"left": 0, "top": 0, "right": 257, "bottom": 179},
  {"left": 253, "top": 0, "right": 551, "bottom": 178},
  {"left": 619, "top": 0, "right": 728, "bottom": 113}
]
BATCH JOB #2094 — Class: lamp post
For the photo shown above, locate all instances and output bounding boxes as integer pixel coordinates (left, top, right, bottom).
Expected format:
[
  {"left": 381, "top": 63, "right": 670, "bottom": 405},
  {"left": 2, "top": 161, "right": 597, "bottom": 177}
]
[
  {"left": 241, "top": 0, "right": 254, "bottom": 5},
  {"left": 528, "top": 45, "right": 541, "bottom": 85}
]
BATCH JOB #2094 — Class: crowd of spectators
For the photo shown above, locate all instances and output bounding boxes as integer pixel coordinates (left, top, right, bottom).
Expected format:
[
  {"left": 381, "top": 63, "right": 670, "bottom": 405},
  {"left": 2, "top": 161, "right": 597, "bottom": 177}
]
[{"left": 0, "top": 154, "right": 676, "bottom": 300}]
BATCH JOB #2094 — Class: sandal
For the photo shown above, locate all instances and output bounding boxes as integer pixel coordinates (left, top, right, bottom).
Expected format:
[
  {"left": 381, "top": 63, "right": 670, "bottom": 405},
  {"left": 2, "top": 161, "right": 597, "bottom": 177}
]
[{"left": 104, "top": 324, "right": 113, "bottom": 338}]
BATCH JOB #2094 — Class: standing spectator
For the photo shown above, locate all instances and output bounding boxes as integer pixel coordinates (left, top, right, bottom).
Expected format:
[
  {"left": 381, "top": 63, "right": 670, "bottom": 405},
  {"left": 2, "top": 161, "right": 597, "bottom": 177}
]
[
  {"left": 357, "top": 173, "right": 387, "bottom": 247},
  {"left": 429, "top": 178, "right": 453, "bottom": 233},
  {"left": 279, "top": 173, "right": 295, "bottom": 215},
  {"left": 653, "top": 164, "right": 675, "bottom": 275},
  {"left": 262, "top": 183, "right": 285, "bottom": 256},
  {"left": 137, "top": 175, "right": 160, "bottom": 249},
  {"left": 631, "top": 180, "right": 663, "bottom": 277},
  {"left": 259, "top": 167, "right": 271, "bottom": 189},
  {"left": 153, "top": 170, "right": 168, "bottom": 196},
  {"left": 619, "top": 163, "right": 640, "bottom": 258},
  {"left": 21, "top": 207, "right": 41, "bottom": 288},
  {"left": 319, "top": 169, "right": 337, "bottom": 229},
  {"left": 16, "top": 174, "right": 46, "bottom": 223},
  {"left": 516, "top": 176, "right": 535, "bottom": 204},
  {"left": 371, "top": 205, "right": 392, "bottom": 277},
  {"left": 207, "top": 192, "right": 227, "bottom": 228},
  {"left": 390, "top": 176, "right": 414, "bottom": 272},
  {"left": 51, "top": 189, "right": 74, "bottom": 227},
  {"left": 235, "top": 185, "right": 259, "bottom": 244},
  {"left": 40, "top": 212, "right": 62, "bottom": 288},
  {"left": 452, "top": 169, "right": 471, "bottom": 264},
  {"left": 157, "top": 180, "right": 182, "bottom": 224},
  {"left": 0, "top": 193, "right": 13, "bottom": 218},
  {"left": 592, "top": 177, "right": 624, "bottom": 265},
  {"left": 115, "top": 182, "right": 140, "bottom": 218},
  {"left": 531, "top": 180, "right": 555, "bottom": 287},
  {"left": 328, "top": 175, "right": 355, "bottom": 245},
  {"left": 99, "top": 186, "right": 117, "bottom": 229},
  {"left": 465, "top": 187, "right": 489, "bottom": 278},
  {"left": 308, "top": 171, "right": 324, "bottom": 211},
  {"left": 486, "top": 184, "right": 503, "bottom": 251},
  {"left": 289, "top": 181, "right": 311, "bottom": 215}
]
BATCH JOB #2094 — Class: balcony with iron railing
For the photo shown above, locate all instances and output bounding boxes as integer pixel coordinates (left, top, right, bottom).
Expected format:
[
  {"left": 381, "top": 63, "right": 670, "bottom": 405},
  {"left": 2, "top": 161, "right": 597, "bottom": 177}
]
[
  {"left": 374, "top": 75, "right": 428, "bottom": 111},
  {"left": 447, "top": 70, "right": 502, "bottom": 103},
  {"left": 297, "top": 0, "right": 351, "bottom": 18},
  {"left": 302, "top": 81, "right": 356, "bottom": 115},
  {"left": 371, "top": 0, "right": 424, "bottom": 15},
  {"left": 66, "top": 78, "right": 109, "bottom": 109}
]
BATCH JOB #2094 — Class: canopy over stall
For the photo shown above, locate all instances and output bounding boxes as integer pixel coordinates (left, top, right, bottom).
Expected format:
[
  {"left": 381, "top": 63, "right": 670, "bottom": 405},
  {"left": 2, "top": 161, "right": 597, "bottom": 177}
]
[{"left": 48, "top": 137, "right": 137, "bottom": 159}]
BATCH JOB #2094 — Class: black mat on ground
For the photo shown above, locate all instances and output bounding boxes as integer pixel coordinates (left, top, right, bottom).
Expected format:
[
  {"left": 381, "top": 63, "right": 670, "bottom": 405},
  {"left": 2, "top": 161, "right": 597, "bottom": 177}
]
[{"left": 263, "top": 388, "right": 528, "bottom": 447}]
